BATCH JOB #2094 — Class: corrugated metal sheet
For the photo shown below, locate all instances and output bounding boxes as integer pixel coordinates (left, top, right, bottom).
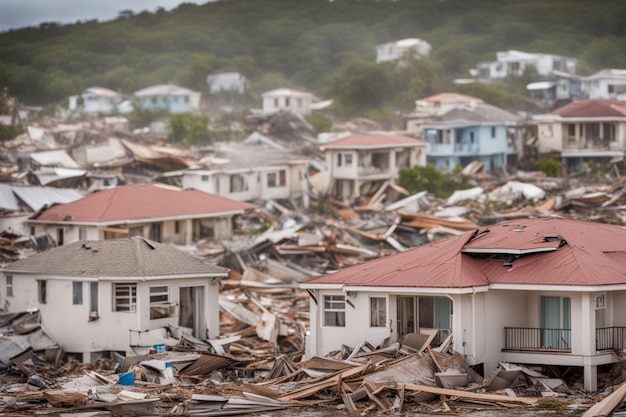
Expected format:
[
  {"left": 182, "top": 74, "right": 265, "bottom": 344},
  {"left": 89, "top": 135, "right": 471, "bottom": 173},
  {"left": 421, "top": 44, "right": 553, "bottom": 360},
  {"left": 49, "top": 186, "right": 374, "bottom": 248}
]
[
  {"left": 29, "top": 150, "right": 81, "bottom": 169},
  {"left": 0, "top": 184, "right": 20, "bottom": 211},
  {"left": 321, "top": 132, "right": 425, "bottom": 149},
  {"left": 13, "top": 186, "right": 84, "bottom": 212}
]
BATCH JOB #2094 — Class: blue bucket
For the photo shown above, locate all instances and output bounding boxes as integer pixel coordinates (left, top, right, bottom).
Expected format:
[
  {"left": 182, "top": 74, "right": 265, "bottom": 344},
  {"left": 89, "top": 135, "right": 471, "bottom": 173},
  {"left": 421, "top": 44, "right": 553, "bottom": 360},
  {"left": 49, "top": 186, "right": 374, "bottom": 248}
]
[
  {"left": 153, "top": 344, "right": 166, "bottom": 352},
  {"left": 118, "top": 372, "right": 134, "bottom": 385}
]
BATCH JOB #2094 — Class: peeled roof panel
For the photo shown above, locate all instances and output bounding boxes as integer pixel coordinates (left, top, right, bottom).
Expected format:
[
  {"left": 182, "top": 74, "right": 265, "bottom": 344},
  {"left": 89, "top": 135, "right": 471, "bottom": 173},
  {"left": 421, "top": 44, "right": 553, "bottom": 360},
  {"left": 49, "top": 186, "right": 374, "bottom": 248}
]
[
  {"left": 0, "top": 184, "right": 20, "bottom": 211},
  {"left": 14, "top": 186, "right": 84, "bottom": 212}
]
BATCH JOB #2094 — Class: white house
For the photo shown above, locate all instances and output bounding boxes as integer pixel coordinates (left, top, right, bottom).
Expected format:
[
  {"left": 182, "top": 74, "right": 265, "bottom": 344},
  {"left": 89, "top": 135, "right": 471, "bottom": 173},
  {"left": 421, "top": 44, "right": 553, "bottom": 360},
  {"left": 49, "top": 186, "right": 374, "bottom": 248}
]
[
  {"left": 0, "top": 236, "right": 228, "bottom": 362},
  {"left": 583, "top": 69, "right": 626, "bottom": 100},
  {"left": 134, "top": 84, "right": 201, "bottom": 113},
  {"left": 301, "top": 217, "right": 626, "bottom": 392},
  {"left": 405, "top": 92, "right": 484, "bottom": 135},
  {"left": 26, "top": 183, "right": 256, "bottom": 246},
  {"left": 68, "top": 87, "right": 129, "bottom": 114},
  {"left": 320, "top": 132, "right": 427, "bottom": 199},
  {"left": 376, "top": 38, "right": 432, "bottom": 63},
  {"left": 207, "top": 72, "right": 247, "bottom": 94},
  {"left": 261, "top": 88, "right": 315, "bottom": 116},
  {"left": 163, "top": 133, "right": 310, "bottom": 206},
  {"left": 475, "top": 50, "right": 576, "bottom": 81}
]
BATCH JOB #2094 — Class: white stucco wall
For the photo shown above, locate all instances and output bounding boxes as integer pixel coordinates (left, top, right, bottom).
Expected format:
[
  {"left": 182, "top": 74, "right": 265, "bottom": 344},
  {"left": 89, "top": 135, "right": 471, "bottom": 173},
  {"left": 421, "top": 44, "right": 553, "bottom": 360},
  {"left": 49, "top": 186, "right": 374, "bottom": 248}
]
[{"left": 536, "top": 121, "right": 564, "bottom": 154}]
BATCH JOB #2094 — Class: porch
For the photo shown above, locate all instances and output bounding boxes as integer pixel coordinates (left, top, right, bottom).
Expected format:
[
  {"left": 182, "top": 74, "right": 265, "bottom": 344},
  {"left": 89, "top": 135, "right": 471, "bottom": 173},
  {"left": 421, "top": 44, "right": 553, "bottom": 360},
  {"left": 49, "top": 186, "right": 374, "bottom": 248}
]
[{"left": 503, "top": 326, "right": 626, "bottom": 353}]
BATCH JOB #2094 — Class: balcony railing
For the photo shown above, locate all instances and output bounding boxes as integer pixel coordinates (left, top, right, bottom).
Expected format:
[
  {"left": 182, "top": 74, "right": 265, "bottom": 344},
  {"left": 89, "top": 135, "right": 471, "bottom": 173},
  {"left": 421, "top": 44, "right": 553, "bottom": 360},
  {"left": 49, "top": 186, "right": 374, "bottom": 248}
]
[
  {"left": 596, "top": 327, "right": 626, "bottom": 351},
  {"left": 504, "top": 327, "right": 571, "bottom": 352},
  {"left": 505, "top": 327, "right": 626, "bottom": 353}
]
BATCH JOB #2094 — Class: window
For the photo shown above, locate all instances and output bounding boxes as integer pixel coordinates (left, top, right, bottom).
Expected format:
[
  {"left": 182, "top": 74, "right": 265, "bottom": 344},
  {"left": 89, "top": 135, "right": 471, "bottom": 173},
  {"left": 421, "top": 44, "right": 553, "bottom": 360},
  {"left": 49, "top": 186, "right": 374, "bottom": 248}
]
[
  {"left": 90, "top": 282, "right": 99, "bottom": 316},
  {"left": 337, "top": 154, "right": 342, "bottom": 167},
  {"left": 491, "top": 127, "right": 496, "bottom": 138},
  {"left": 150, "top": 223, "right": 162, "bottom": 242},
  {"left": 79, "top": 228, "right": 87, "bottom": 240},
  {"left": 285, "top": 97, "right": 290, "bottom": 106},
  {"left": 6, "top": 275, "right": 13, "bottom": 297},
  {"left": 267, "top": 170, "right": 286, "bottom": 188},
  {"left": 201, "top": 175, "right": 209, "bottom": 181},
  {"left": 150, "top": 285, "right": 172, "bottom": 319},
  {"left": 323, "top": 295, "right": 345, "bottom": 327},
  {"left": 73, "top": 282, "right": 83, "bottom": 305},
  {"left": 344, "top": 154, "right": 353, "bottom": 167},
  {"left": 230, "top": 174, "right": 248, "bottom": 193},
  {"left": 370, "top": 297, "right": 386, "bottom": 327},
  {"left": 175, "top": 221, "right": 181, "bottom": 234},
  {"left": 37, "top": 280, "right": 47, "bottom": 304},
  {"left": 30, "top": 226, "right": 35, "bottom": 236},
  {"left": 57, "top": 228, "right": 64, "bottom": 246},
  {"left": 114, "top": 283, "right": 137, "bottom": 312}
]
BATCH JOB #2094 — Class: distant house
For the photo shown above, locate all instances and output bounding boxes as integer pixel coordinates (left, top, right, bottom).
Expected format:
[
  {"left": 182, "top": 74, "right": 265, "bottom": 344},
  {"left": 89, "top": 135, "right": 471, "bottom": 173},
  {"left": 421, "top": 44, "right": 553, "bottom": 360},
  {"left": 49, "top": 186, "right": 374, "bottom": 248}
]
[
  {"left": 320, "top": 132, "right": 427, "bottom": 199},
  {"left": 420, "top": 101, "right": 520, "bottom": 172},
  {"left": 405, "top": 93, "right": 484, "bottom": 135},
  {"left": 376, "top": 38, "right": 432, "bottom": 63},
  {"left": 134, "top": 84, "right": 201, "bottom": 113},
  {"left": 161, "top": 133, "right": 310, "bottom": 206},
  {"left": 27, "top": 184, "right": 256, "bottom": 246},
  {"left": 301, "top": 217, "right": 626, "bottom": 392},
  {"left": 0, "top": 236, "right": 228, "bottom": 361},
  {"left": 68, "top": 87, "right": 130, "bottom": 114},
  {"left": 583, "top": 69, "right": 626, "bottom": 100},
  {"left": 475, "top": 50, "right": 576, "bottom": 81},
  {"left": 207, "top": 72, "right": 247, "bottom": 94},
  {"left": 533, "top": 98, "right": 626, "bottom": 172},
  {"left": 261, "top": 88, "right": 315, "bottom": 116}
]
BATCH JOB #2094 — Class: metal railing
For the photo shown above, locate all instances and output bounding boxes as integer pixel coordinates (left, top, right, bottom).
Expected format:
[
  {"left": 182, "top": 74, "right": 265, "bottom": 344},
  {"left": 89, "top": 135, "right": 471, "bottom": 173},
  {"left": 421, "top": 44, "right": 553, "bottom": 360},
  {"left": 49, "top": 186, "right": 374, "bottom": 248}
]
[
  {"left": 596, "top": 327, "right": 626, "bottom": 351},
  {"left": 504, "top": 327, "right": 571, "bottom": 352}
]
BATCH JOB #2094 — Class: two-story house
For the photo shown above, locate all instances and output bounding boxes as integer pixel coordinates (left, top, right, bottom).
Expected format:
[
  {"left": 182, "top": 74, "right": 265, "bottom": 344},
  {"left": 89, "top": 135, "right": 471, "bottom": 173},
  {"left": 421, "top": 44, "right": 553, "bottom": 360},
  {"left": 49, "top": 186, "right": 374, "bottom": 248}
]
[
  {"left": 302, "top": 217, "right": 626, "bottom": 392},
  {"left": 405, "top": 93, "right": 484, "bottom": 135},
  {"left": 134, "top": 84, "right": 201, "bottom": 113},
  {"left": 475, "top": 50, "right": 576, "bottom": 81},
  {"left": 533, "top": 98, "right": 626, "bottom": 172},
  {"left": 420, "top": 102, "right": 521, "bottom": 172},
  {"left": 320, "top": 132, "right": 427, "bottom": 199},
  {"left": 1, "top": 236, "right": 228, "bottom": 362},
  {"left": 26, "top": 183, "right": 256, "bottom": 246}
]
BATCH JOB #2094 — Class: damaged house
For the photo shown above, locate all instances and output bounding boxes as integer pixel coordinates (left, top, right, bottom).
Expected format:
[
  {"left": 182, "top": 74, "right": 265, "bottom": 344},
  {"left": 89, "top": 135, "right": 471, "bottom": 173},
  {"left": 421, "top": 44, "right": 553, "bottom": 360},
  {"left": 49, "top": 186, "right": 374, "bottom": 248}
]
[
  {"left": 301, "top": 217, "right": 626, "bottom": 392},
  {"left": 27, "top": 183, "right": 256, "bottom": 246},
  {"left": 319, "top": 132, "right": 426, "bottom": 199},
  {"left": 533, "top": 98, "right": 626, "bottom": 173},
  {"left": 0, "top": 236, "right": 228, "bottom": 362},
  {"left": 159, "top": 133, "right": 310, "bottom": 207}
]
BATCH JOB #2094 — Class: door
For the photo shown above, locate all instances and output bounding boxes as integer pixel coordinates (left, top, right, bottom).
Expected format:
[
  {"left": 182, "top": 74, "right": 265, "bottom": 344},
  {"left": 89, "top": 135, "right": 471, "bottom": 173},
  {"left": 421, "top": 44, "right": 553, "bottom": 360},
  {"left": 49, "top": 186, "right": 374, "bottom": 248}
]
[
  {"left": 541, "top": 296, "right": 571, "bottom": 349},
  {"left": 179, "top": 286, "right": 206, "bottom": 339}
]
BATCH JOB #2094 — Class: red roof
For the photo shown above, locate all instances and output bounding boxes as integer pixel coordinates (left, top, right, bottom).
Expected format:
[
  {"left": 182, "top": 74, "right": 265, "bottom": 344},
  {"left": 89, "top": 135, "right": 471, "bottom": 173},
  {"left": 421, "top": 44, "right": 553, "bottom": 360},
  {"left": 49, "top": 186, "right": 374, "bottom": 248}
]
[
  {"left": 31, "top": 184, "right": 256, "bottom": 223},
  {"left": 553, "top": 99, "right": 626, "bottom": 117},
  {"left": 303, "top": 218, "right": 626, "bottom": 289},
  {"left": 321, "top": 132, "right": 425, "bottom": 149}
]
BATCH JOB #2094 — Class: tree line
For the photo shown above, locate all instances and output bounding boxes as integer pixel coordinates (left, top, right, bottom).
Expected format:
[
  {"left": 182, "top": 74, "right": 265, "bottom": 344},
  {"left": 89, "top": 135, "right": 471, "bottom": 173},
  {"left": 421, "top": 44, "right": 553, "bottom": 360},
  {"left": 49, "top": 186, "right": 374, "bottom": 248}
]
[{"left": 0, "top": 0, "right": 625, "bottom": 118}]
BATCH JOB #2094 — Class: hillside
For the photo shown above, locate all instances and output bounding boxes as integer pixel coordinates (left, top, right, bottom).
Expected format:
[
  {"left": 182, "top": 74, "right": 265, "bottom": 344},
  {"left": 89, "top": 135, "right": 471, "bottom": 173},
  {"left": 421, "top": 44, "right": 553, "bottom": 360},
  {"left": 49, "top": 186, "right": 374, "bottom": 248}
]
[{"left": 1, "top": 0, "right": 625, "bottom": 113}]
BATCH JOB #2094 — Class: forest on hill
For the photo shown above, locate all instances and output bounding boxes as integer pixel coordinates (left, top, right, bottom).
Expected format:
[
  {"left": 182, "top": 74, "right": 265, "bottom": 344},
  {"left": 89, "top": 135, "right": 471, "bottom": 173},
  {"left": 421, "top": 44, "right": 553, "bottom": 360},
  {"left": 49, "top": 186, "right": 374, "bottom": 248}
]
[{"left": 1, "top": 0, "right": 625, "bottom": 117}]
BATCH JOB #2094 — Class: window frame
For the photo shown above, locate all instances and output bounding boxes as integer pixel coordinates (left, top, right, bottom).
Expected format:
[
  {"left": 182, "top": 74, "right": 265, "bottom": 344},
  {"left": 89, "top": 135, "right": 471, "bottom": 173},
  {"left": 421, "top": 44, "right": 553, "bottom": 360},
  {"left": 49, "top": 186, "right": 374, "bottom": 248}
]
[
  {"left": 6, "top": 275, "right": 13, "bottom": 297},
  {"left": 370, "top": 296, "right": 387, "bottom": 328},
  {"left": 37, "top": 279, "right": 47, "bottom": 304},
  {"left": 72, "top": 281, "right": 83, "bottom": 305},
  {"left": 114, "top": 283, "right": 137, "bottom": 312},
  {"left": 323, "top": 295, "right": 346, "bottom": 327},
  {"left": 149, "top": 285, "right": 173, "bottom": 319}
]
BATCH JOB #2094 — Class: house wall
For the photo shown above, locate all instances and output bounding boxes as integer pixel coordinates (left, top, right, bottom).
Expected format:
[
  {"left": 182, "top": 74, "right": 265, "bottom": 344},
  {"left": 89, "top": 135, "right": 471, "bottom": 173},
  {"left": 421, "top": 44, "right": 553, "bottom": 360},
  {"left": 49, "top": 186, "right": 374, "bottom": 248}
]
[
  {"left": 31, "top": 224, "right": 99, "bottom": 246},
  {"left": 0, "top": 213, "right": 30, "bottom": 235},
  {"left": 536, "top": 121, "right": 564, "bottom": 154},
  {"left": 138, "top": 94, "right": 200, "bottom": 113},
  {"left": 1, "top": 273, "right": 219, "bottom": 355},
  {"left": 182, "top": 173, "right": 219, "bottom": 195},
  {"left": 262, "top": 95, "right": 312, "bottom": 116}
]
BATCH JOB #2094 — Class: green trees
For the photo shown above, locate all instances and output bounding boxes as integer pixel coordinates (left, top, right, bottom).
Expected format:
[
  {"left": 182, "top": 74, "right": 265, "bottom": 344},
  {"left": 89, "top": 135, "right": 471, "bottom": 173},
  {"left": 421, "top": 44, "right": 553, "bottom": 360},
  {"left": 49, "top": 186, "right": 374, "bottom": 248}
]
[
  {"left": 398, "top": 164, "right": 472, "bottom": 198},
  {"left": 168, "top": 113, "right": 210, "bottom": 146}
]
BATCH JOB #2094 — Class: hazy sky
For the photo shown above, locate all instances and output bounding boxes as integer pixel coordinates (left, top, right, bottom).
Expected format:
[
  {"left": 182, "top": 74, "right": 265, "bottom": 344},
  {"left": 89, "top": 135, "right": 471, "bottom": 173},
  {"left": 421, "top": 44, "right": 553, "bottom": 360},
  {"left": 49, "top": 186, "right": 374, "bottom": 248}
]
[{"left": 0, "top": 0, "right": 208, "bottom": 32}]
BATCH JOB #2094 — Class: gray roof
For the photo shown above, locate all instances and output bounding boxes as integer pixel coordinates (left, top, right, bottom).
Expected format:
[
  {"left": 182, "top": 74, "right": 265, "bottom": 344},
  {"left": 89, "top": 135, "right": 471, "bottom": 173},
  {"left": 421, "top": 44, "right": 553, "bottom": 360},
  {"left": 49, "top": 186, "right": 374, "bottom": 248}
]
[
  {"left": 2, "top": 237, "right": 228, "bottom": 278},
  {"left": 438, "top": 103, "right": 521, "bottom": 124}
]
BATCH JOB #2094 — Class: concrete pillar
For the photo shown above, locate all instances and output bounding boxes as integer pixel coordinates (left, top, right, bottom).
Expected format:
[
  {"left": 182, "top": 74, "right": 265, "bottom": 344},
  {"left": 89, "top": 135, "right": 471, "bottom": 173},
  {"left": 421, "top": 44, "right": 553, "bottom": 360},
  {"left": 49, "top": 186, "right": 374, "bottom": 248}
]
[
  {"left": 185, "top": 220, "right": 193, "bottom": 246},
  {"left": 584, "top": 363, "right": 598, "bottom": 392}
]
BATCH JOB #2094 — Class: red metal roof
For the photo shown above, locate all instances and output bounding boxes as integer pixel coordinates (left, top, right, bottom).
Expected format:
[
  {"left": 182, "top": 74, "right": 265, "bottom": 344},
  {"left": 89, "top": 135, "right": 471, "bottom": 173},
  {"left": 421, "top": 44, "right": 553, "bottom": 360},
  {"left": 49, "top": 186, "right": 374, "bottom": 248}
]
[
  {"left": 553, "top": 99, "right": 626, "bottom": 117},
  {"left": 303, "top": 218, "right": 626, "bottom": 289},
  {"left": 30, "top": 184, "right": 256, "bottom": 223},
  {"left": 321, "top": 132, "right": 425, "bottom": 149}
]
